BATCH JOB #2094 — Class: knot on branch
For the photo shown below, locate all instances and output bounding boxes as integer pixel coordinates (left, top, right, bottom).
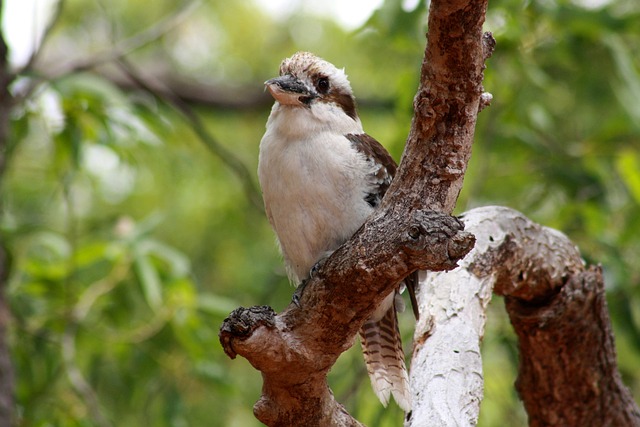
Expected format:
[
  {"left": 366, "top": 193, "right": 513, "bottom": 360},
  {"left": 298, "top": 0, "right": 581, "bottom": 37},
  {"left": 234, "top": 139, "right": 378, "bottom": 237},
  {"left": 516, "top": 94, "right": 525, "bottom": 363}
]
[
  {"left": 482, "top": 31, "right": 496, "bottom": 62},
  {"left": 404, "top": 210, "right": 475, "bottom": 271},
  {"left": 478, "top": 92, "right": 493, "bottom": 112},
  {"left": 219, "top": 305, "right": 276, "bottom": 359}
]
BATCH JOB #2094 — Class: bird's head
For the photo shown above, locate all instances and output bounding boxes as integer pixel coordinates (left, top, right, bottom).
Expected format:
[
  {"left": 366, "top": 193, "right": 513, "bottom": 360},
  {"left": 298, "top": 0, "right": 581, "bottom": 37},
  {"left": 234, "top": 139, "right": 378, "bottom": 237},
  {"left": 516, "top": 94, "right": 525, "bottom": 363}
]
[{"left": 265, "top": 52, "right": 358, "bottom": 121}]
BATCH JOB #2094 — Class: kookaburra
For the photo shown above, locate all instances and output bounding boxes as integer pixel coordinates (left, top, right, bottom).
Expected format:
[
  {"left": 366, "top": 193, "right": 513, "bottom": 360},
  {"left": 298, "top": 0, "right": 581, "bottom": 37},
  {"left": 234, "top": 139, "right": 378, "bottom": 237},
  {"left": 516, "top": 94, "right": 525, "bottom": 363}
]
[{"left": 258, "top": 51, "right": 414, "bottom": 412}]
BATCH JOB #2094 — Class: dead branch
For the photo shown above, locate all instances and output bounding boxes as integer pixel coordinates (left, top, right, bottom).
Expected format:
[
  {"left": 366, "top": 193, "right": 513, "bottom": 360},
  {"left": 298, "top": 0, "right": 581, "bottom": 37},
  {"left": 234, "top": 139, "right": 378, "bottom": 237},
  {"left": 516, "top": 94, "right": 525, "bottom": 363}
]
[{"left": 409, "top": 206, "right": 640, "bottom": 426}]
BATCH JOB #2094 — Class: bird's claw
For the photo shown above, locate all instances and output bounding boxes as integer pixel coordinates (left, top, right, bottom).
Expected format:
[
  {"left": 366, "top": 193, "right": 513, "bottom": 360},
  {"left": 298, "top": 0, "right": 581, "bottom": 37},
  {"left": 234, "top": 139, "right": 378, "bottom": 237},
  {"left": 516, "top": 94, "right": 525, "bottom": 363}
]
[
  {"left": 310, "top": 255, "right": 330, "bottom": 278},
  {"left": 291, "top": 257, "right": 327, "bottom": 307},
  {"left": 292, "top": 279, "right": 308, "bottom": 307}
]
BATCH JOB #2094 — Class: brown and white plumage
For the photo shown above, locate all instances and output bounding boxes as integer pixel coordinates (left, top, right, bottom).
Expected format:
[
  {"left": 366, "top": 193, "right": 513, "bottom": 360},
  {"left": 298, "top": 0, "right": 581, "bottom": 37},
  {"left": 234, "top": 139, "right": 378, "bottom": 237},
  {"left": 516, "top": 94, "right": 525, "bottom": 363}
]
[{"left": 258, "top": 51, "right": 414, "bottom": 412}]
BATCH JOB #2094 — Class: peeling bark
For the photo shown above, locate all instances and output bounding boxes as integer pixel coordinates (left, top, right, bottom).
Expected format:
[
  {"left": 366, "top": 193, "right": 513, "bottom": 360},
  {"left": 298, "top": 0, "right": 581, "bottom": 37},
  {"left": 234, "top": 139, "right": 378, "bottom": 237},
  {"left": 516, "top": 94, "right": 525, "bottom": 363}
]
[
  {"left": 409, "top": 206, "right": 640, "bottom": 426},
  {"left": 407, "top": 265, "right": 491, "bottom": 426}
]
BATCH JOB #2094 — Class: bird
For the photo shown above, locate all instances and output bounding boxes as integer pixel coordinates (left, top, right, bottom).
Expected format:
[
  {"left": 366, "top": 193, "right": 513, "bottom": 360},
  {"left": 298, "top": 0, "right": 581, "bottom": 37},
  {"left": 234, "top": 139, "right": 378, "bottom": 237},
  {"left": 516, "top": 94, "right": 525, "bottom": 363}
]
[{"left": 257, "top": 51, "right": 416, "bottom": 412}]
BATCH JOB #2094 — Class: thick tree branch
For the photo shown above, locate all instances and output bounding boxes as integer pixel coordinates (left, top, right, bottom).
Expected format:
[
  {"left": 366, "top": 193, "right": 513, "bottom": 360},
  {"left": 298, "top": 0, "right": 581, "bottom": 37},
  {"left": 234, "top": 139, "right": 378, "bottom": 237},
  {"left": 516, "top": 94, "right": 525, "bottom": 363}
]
[
  {"left": 220, "top": 0, "right": 491, "bottom": 424},
  {"left": 507, "top": 267, "right": 640, "bottom": 426},
  {"left": 410, "top": 206, "right": 640, "bottom": 426},
  {"left": 221, "top": 212, "right": 473, "bottom": 426},
  {"left": 390, "top": 0, "right": 493, "bottom": 214},
  {"left": 479, "top": 212, "right": 640, "bottom": 426}
]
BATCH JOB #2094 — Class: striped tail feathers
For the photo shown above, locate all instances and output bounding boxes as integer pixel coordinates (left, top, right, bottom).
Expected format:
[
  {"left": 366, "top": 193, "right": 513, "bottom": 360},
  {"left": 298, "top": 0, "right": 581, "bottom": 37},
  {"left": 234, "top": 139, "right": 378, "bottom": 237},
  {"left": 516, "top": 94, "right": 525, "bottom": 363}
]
[{"left": 359, "top": 300, "right": 412, "bottom": 412}]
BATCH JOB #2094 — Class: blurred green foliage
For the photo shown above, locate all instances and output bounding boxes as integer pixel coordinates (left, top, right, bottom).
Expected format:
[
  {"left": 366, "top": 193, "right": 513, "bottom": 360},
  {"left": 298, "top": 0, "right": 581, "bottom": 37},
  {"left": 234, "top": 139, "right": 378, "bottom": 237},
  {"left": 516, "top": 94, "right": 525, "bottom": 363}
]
[{"left": 2, "top": 0, "right": 639, "bottom": 426}]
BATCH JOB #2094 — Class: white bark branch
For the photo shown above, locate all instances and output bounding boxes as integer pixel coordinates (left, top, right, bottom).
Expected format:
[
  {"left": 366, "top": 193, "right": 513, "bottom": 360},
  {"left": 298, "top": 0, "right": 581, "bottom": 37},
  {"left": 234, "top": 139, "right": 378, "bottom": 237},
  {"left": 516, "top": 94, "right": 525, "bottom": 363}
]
[{"left": 408, "top": 205, "right": 583, "bottom": 426}]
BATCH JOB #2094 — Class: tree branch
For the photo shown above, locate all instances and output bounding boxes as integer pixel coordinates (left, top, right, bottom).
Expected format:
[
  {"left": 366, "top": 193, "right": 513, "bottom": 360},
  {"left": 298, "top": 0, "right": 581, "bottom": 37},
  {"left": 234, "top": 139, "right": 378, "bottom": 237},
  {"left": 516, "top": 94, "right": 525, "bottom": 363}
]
[
  {"left": 114, "top": 58, "right": 264, "bottom": 212},
  {"left": 219, "top": 0, "right": 492, "bottom": 424},
  {"left": 507, "top": 266, "right": 640, "bottom": 426},
  {"left": 476, "top": 209, "right": 640, "bottom": 425},
  {"left": 391, "top": 0, "right": 493, "bottom": 214},
  {"left": 32, "top": 64, "right": 399, "bottom": 111},
  {"left": 410, "top": 206, "right": 640, "bottom": 425},
  {"left": 220, "top": 212, "right": 474, "bottom": 426}
]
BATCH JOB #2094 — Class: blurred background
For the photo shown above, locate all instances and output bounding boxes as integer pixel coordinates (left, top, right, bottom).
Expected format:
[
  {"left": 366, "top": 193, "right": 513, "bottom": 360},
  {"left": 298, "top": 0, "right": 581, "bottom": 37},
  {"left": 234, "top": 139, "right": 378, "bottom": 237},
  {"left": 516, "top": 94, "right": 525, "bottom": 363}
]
[{"left": 1, "top": 0, "right": 639, "bottom": 425}]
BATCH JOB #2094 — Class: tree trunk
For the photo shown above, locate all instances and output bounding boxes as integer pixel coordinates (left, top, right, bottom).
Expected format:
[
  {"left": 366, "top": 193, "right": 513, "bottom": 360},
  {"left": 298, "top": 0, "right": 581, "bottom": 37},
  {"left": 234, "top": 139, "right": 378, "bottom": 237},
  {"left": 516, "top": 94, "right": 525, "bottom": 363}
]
[{"left": 0, "top": 0, "right": 16, "bottom": 422}]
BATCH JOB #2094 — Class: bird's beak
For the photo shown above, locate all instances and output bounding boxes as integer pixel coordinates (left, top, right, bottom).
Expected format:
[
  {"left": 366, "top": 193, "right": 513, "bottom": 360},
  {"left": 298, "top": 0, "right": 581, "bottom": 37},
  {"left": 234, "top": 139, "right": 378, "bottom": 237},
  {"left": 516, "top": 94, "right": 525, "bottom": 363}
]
[{"left": 265, "top": 75, "right": 315, "bottom": 106}]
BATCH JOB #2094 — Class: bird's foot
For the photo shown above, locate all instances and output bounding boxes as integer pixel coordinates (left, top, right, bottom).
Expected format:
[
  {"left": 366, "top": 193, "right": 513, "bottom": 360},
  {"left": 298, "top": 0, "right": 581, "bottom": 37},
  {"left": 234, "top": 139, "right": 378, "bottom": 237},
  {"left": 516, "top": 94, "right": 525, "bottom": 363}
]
[
  {"left": 292, "top": 279, "right": 308, "bottom": 307},
  {"left": 292, "top": 256, "right": 330, "bottom": 307},
  {"left": 310, "top": 253, "right": 331, "bottom": 278}
]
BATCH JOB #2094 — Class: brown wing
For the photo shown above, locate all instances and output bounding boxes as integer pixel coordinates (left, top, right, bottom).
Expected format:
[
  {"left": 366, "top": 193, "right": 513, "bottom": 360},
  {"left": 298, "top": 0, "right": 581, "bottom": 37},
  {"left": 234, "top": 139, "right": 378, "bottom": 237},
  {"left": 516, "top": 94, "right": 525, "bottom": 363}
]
[
  {"left": 345, "top": 133, "right": 420, "bottom": 320},
  {"left": 347, "top": 133, "right": 421, "bottom": 411},
  {"left": 344, "top": 133, "right": 396, "bottom": 209}
]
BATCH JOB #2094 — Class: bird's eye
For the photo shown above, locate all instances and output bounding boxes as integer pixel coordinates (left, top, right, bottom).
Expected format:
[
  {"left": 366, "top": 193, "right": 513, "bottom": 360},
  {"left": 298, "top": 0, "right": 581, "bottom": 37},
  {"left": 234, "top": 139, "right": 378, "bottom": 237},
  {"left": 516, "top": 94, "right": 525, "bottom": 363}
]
[{"left": 316, "top": 77, "right": 330, "bottom": 94}]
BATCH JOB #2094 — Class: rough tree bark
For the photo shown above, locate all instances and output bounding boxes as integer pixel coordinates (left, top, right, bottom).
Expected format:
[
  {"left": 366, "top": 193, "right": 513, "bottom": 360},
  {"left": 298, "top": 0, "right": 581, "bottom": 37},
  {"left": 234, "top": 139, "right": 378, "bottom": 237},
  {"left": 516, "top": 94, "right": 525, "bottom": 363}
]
[
  {"left": 508, "top": 269, "right": 640, "bottom": 426},
  {"left": 410, "top": 206, "right": 640, "bottom": 426},
  {"left": 220, "top": 213, "right": 474, "bottom": 426},
  {"left": 0, "top": 0, "right": 15, "bottom": 423},
  {"left": 392, "top": 0, "right": 493, "bottom": 214},
  {"left": 219, "top": 0, "right": 492, "bottom": 425}
]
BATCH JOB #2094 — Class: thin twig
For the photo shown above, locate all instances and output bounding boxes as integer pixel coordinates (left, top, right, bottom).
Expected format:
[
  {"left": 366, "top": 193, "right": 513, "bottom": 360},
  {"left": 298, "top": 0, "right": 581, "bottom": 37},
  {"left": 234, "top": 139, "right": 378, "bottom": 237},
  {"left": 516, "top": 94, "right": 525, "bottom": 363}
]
[
  {"left": 72, "top": 258, "right": 132, "bottom": 322},
  {"left": 61, "top": 258, "right": 131, "bottom": 427},
  {"left": 116, "top": 57, "right": 265, "bottom": 212},
  {"left": 54, "top": 0, "right": 201, "bottom": 76},
  {"left": 17, "top": 0, "right": 202, "bottom": 103}
]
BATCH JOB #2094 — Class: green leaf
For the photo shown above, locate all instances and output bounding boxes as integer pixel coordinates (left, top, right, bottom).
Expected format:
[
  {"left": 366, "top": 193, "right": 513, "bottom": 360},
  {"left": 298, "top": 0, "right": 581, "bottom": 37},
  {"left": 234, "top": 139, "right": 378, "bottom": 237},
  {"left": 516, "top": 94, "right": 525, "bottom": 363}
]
[
  {"left": 197, "top": 293, "right": 238, "bottom": 317},
  {"left": 604, "top": 34, "right": 640, "bottom": 126},
  {"left": 134, "top": 253, "right": 163, "bottom": 311},
  {"left": 139, "top": 240, "right": 191, "bottom": 278},
  {"left": 616, "top": 149, "right": 640, "bottom": 204}
]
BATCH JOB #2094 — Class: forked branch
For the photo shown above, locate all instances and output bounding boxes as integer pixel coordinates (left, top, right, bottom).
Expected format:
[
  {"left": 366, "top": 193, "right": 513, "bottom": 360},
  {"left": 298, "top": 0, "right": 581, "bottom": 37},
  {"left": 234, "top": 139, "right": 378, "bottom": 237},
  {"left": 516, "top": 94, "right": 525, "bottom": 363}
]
[
  {"left": 219, "top": 0, "right": 492, "bottom": 424},
  {"left": 409, "top": 206, "right": 640, "bottom": 426}
]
